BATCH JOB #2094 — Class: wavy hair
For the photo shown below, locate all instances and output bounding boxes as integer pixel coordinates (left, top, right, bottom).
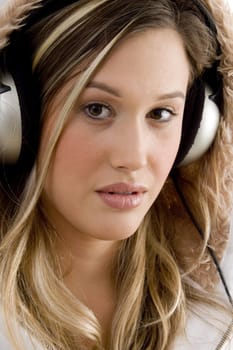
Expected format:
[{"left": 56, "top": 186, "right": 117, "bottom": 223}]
[{"left": 0, "top": 0, "right": 233, "bottom": 349}]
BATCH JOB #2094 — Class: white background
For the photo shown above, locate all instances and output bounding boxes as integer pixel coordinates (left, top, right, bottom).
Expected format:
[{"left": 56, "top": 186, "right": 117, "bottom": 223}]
[{"left": 225, "top": 0, "right": 233, "bottom": 10}]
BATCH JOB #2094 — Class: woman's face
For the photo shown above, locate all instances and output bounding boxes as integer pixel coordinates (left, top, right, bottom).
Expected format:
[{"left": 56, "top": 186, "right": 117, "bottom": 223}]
[{"left": 41, "top": 28, "right": 190, "bottom": 242}]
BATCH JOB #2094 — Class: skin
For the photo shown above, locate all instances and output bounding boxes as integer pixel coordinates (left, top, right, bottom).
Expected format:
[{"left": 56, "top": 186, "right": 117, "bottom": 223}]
[{"left": 40, "top": 28, "right": 190, "bottom": 334}]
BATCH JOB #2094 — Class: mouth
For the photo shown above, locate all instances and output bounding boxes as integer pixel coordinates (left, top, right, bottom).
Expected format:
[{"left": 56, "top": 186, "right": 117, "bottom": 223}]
[
  {"left": 96, "top": 183, "right": 147, "bottom": 210},
  {"left": 108, "top": 191, "right": 139, "bottom": 195}
]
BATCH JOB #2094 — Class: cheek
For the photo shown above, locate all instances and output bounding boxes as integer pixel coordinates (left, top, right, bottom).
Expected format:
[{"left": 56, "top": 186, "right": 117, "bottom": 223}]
[
  {"left": 44, "top": 123, "right": 100, "bottom": 190},
  {"left": 154, "top": 123, "right": 183, "bottom": 173},
  {"left": 169, "top": 127, "right": 183, "bottom": 160}
]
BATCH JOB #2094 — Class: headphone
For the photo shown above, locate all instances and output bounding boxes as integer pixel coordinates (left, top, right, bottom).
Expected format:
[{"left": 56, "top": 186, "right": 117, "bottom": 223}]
[{"left": 0, "top": 0, "right": 223, "bottom": 173}]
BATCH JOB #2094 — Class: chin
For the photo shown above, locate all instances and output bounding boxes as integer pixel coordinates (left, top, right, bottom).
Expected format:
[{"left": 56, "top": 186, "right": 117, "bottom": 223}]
[{"left": 91, "top": 219, "right": 144, "bottom": 241}]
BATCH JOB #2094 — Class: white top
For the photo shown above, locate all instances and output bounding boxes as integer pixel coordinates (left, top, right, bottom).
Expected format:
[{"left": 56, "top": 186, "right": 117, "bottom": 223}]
[{"left": 0, "top": 227, "right": 233, "bottom": 349}]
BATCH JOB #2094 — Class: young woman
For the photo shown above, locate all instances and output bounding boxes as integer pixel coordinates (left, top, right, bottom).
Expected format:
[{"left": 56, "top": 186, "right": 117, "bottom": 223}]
[{"left": 0, "top": 0, "right": 233, "bottom": 349}]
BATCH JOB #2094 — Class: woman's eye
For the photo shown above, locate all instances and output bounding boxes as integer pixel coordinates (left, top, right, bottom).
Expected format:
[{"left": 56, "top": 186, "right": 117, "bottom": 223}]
[
  {"left": 82, "top": 103, "right": 112, "bottom": 120},
  {"left": 147, "top": 108, "right": 176, "bottom": 122}
]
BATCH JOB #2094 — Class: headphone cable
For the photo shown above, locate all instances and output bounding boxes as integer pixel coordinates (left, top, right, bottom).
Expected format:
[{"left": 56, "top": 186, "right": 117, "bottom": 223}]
[{"left": 171, "top": 173, "right": 233, "bottom": 308}]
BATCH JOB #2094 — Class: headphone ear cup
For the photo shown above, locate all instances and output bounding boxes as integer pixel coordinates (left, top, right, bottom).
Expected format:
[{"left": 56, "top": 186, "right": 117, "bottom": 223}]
[
  {"left": 0, "top": 32, "right": 41, "bottom": 180},
  {"left": 179, "top": 85, "right": 220, "bottom": 166},
  {"left": 0, "top": 73, "right": 22, "bottom": 163}
]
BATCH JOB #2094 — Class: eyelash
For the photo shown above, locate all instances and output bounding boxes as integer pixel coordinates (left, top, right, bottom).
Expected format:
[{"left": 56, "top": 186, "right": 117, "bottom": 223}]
[{"left": 81, "top": 102, "right": 177, "bottom": 122}]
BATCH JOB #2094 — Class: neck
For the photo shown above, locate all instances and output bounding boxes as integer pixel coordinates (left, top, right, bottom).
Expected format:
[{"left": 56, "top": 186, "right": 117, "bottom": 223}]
[
  {"left": 56, "top": 232, "right": 120, "bottom": 334},
  {"left": 57, "top": 233, "right": 120, "bottom": 280}
]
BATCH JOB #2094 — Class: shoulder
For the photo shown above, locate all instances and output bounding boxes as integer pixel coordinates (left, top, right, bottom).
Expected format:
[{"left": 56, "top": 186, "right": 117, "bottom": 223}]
[
  {"left": 0, "top": 309, "right": 43, "bottom": 350},
  {"left": 0, "top": 325, "right": 14, "bottom": 350},
  {"left": 173, "top": 307, "right": 233, "bottom": 350},
  {"left": 173, "top": 218, "right": 233, "bottom": 350},
  {"left": 0, "top": 312, "right": 17, "bottom": 350}
]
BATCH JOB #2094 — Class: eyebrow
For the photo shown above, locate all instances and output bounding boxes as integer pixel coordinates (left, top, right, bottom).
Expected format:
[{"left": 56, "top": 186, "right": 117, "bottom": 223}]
[
  {"left": 86, "top": 81, "right": 185, "bottom": 100},
  {"left": 87, "top": 81, "right": 122, "bottom": 97}
]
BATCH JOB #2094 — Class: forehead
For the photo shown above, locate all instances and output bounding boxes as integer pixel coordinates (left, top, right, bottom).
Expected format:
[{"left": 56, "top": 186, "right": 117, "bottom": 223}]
[
  {"left": 90, "top": 28, "right": 190, "bottom": 95},
  {"left": 48, "top": 28, "right": 190, "bottom": 112}
]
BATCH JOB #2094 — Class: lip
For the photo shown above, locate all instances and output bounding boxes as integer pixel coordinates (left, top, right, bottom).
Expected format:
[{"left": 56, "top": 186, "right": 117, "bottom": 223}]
[{"left": 96, "top": 182, "right": 147, "bottom": 210}]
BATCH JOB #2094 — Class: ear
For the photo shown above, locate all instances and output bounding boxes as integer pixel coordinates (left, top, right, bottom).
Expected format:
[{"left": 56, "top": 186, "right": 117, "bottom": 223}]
[
  {"left": 0, "top": 73, "right": 22, "bottom": 163},
  {"left": 179, "top": 85, "right": 220, "bottom": 167}
]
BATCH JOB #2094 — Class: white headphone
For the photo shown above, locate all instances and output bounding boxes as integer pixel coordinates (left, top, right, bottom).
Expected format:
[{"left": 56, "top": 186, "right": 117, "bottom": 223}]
[
  {"left": 179, "top": 85, "right": 220, "bottom": 166},
  {"left": 0, "top": 0, "right": 222, "bottom": 169},
  {"left": 0, "top": 73, "right": 21, "bottom": 163}
]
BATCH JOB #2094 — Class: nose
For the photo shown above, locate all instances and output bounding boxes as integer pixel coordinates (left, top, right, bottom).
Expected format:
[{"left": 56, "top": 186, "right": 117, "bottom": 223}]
[{"left": 110, "top": 119, "right": 149, "bottom": 171}]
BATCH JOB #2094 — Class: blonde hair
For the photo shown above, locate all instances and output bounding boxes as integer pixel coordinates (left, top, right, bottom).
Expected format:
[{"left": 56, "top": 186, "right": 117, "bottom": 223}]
[{"left": 0, "top": 0, "right": 233, "bottom": 349}]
